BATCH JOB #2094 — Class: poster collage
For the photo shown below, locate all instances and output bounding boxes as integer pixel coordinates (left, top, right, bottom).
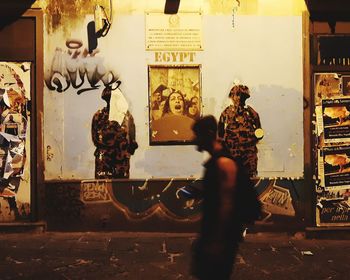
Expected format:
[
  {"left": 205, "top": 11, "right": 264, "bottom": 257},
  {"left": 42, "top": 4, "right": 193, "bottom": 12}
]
[
  {"left": 315, "top": 73, "right": 350, "bottom": 225},
  {"left": 0, "top": 62, "right": 31, "bottom": 222}
]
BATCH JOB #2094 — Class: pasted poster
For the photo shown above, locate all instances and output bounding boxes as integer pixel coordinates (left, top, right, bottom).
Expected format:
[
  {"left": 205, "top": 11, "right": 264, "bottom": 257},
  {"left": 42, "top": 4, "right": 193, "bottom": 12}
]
[
  {"left": 0, "top": 62, "right": 31, "bottom": 222},
  {"left": 315, "top": 72, "right": 350, "bottom": 226},
  {"left": 322, "top": 98, "right": 350, "bottom": 143},
  {"left": 341, "top": 75, "right": 350, "bottom": 95},
  {"left": 314, "top": 73, "right": 341, "bottom": 105},
  {"left": 317, "top": 193, "right": 350, "bottom": 226},
  {"left": 322, "top": 145, "right": 350, "bottom": 190},
  {"left": 148, "top": 65, "right": 201, "bottom": 145}
]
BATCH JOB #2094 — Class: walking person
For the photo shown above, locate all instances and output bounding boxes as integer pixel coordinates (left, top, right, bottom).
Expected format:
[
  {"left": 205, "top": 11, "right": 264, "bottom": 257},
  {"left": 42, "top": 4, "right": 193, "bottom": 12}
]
[{"left": 191, "top": 115, "right": 246, "bottom": 280}]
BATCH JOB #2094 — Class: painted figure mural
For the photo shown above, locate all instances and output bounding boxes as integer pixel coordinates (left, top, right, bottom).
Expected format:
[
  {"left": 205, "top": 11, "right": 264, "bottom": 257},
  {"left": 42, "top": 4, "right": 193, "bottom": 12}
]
[
  {"left": 218, "top": 84, "right": 263, "bottom": 178},
  {"left": 92, "top": 87, "right": 138, "bottom": 179}
]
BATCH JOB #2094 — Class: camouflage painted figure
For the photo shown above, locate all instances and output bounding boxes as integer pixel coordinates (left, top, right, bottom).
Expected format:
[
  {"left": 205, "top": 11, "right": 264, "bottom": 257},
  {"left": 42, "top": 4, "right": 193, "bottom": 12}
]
[
  {"left": 92, "top": 87, "right": 138, "bottom": 179},
  {"left": 218, "top": 84, "right": 263, "bottom": 178}
]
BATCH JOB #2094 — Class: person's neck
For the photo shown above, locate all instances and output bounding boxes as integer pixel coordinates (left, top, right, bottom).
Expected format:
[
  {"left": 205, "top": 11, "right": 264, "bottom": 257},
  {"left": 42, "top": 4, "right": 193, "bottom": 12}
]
[{"left": 208, "top": 140, "right": 223, "bottom": 156}]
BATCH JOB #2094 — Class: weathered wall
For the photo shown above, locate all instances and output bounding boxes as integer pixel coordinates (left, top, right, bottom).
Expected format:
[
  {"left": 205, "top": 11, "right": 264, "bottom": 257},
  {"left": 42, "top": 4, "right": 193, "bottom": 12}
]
[
  {"left": 45, "top": 178, "right": 304, "bottom": 231},
  {"left": 41, "top": 0, "right": 305, "bottom": 180},
  {"left": 31, "top": 0, "right": 309, "bottom": 230}
]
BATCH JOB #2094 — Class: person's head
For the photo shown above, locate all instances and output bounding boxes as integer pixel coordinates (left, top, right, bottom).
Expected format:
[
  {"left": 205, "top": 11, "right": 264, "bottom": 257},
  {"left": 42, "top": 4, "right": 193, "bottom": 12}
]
[
  {"left": 229, "top": 84, "right": 250, "bottom": 105},
  {"left": 192, "top": 115, "right": 217, "bottom": 152},
  {"left": 188, "top": 96, "right": 200, "bottom": 118},
  {"left": 153, "top": 84, "right": 167, "bottom": 103},
  {"left": 154, "top": 91, "right": 162, "bottom": 102},
  {"left": 163, "top": 90, "right": 185, "bottom": 116}
]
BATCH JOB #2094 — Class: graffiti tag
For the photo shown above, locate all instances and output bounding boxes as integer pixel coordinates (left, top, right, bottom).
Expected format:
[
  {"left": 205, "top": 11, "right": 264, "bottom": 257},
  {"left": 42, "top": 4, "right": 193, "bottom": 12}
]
[
  {"left": 45, "top": 39, "right": 120, "bottom": 94},
  {"left": 261, "top": 185, "right": 295, "bottom": 216},
  {"left": 81, "top": 180, "right": 111, "bottom": 203}
]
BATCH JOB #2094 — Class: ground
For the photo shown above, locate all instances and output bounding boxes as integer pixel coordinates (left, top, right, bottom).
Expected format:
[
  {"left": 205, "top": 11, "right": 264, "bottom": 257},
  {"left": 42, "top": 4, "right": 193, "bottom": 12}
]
[{"left": 0, "top": 231, "right": 349, "bottom": 279}]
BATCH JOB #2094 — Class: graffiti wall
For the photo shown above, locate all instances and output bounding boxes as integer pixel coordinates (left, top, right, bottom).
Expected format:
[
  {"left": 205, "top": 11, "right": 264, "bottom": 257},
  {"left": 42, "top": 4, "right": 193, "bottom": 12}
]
[
  {"left": 37, "top": 0, "right": 308, "bottom": 229},
  {"left": 46, "top": 178, "right": 302, "bottom": 231},
  {"left": 43, "top": 7, "right": 304, "bottom": 181}
]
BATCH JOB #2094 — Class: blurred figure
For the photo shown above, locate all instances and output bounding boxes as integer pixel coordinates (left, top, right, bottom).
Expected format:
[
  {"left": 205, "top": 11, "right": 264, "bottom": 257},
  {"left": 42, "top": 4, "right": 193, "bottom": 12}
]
[
  {"left": 218, "top": 84, "right": 263, "bottom": 178},
  {"left": 191, "top": 115, "right": 245, "bottom": 280}
]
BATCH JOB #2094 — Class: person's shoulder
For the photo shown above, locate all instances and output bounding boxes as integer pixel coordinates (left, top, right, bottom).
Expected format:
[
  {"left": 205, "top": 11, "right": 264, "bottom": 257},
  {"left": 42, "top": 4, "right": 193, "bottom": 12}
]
[{"left": 216, "top": 156, "right": 237, "bottom": 173}]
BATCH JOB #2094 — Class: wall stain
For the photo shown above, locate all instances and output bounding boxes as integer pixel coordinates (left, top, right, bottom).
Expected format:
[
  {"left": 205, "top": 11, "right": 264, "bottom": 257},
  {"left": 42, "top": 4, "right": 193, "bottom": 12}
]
[{"left": 44, "top": 0, "right": 96, "bottom": 33}]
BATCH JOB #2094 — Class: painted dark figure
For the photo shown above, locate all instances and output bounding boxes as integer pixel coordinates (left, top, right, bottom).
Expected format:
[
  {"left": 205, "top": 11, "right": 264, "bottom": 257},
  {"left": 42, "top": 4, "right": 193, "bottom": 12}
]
[
  {"left": 218, "top": 84, "right": 263, "bottom": 178},
  {"left": 92, "top": 87, "right": 138, "bottom": 179},
  {"left": 191, "top": 115, "right": 245, "bottom": 280}
]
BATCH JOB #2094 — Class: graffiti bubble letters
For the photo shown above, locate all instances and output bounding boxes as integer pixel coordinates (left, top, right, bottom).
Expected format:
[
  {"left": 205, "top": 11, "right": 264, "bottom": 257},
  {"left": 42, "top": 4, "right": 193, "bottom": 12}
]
[
  {"left": 81, "top": 180, "right": 111, "bottom": 203},
  {"left": 45, "top": 39, "right": 120, "bottom": 94}
]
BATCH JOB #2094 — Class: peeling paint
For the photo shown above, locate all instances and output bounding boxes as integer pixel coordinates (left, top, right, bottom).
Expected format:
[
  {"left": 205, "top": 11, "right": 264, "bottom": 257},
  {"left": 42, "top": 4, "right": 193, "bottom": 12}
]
[{"left": 44, "top": 0, "right": 97, "bottom": 33}]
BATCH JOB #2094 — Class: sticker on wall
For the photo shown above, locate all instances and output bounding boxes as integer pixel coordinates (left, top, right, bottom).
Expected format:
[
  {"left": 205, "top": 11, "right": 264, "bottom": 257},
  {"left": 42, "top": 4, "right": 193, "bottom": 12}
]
[{"left": 0, "top": 62, "right": 31, "bottom": 222}]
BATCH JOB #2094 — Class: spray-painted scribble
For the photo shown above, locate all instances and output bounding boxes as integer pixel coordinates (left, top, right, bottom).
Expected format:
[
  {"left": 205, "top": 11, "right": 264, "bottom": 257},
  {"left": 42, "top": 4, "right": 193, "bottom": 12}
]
[{"left": 45, "top": 39, "right": 120, "bottom": 94}]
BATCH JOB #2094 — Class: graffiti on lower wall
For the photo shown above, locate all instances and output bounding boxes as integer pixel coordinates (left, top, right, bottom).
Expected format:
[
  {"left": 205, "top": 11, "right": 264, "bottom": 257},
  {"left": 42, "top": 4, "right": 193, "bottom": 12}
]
[
  {"left": 47, "top": 178, "right": 300, "bottom": 230},
  {"left": 260, "top": 184, "right": 296, "bottom": 218},
  {"left": 75, "top": 178, "right": 301, "bottom": 222},
  {"left": 81, "top": 180, "right": 111, "bottom": 203}
]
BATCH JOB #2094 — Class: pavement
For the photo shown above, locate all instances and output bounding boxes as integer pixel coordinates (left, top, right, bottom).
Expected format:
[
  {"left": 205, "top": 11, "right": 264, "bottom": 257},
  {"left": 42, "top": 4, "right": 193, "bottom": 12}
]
[{"left": 0, "top": 231, "right": 350, "bottom": 280}]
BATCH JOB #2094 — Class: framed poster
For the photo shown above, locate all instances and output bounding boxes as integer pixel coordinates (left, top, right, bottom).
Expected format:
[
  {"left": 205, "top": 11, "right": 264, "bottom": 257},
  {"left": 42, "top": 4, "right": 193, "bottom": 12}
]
[{"left": 148, "top": 65, "right": 201, "bottom": 145}]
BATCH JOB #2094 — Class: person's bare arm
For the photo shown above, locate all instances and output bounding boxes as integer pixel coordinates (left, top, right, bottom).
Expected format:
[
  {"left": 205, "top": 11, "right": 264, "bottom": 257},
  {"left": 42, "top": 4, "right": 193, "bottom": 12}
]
[{"left": 215, "top": 157, "right": 238, "bottom": 240}]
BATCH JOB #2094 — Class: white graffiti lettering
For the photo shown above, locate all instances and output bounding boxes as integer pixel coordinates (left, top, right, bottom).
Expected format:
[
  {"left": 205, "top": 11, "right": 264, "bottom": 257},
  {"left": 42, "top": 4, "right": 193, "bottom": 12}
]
[{"left": 45, "top": 39, "right": 120, "bottom": 94}]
